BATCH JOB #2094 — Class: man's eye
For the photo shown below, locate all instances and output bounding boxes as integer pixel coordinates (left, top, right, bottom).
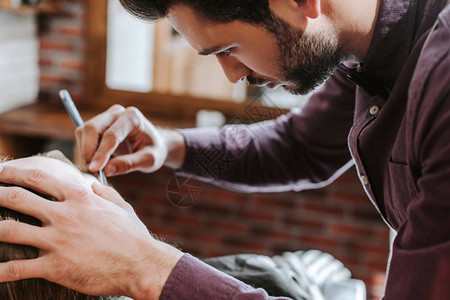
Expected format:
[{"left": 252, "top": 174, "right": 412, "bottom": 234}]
[{"left": 217, "top": 49, "right": 231, "bottom": 57}]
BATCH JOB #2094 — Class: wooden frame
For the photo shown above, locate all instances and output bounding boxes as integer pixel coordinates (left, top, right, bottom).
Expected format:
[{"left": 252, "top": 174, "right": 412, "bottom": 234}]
[{"left": 84, "top": 0, "right": 285, "bottom": 122}]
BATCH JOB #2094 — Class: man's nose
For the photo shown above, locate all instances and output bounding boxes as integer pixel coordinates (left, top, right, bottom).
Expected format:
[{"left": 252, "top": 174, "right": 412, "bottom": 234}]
[{"left": 217, "top": 56, "right": 251, "bottom": 84}]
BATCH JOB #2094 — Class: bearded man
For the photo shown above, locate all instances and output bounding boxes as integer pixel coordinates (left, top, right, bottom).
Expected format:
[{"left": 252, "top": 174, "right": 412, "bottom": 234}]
[{"left": 0, "top": 0, "right": 449, "bottom": 299}]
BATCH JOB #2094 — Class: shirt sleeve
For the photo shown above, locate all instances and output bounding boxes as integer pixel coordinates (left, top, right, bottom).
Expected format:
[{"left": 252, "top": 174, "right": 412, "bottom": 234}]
[
  {"left": 383, "top": 17, "right": 450, "bottom": 299},
  {"left": 160, "top": 254, "right": 292, "bottom": 300},
  {"left": 177, "top": 67, "right": 356, "bottom": 193}
]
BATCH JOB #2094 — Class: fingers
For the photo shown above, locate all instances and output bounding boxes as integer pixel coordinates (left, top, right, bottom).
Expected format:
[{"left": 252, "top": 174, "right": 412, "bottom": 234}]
[
  {"left": 76, "top": 105, "right": 126, "bottom": 168},
  {"left": 0, "top": 186, "right": 54, "bottom": 223},
  {"left": 89, "top": 107, "right": 146, "bottom": 172},
  {"left": 91, "top": 182, "right": 136, "bottom": 215},
  {"left": 77, "top": 105, "right": 165, "bottom": 175},
  {"left": 105, "top": 149, "right": 159, "bottom": 176},
  {"left": 0, "top": 220, "right": 47, "bottom": 249},
  {"left": 0, "top": 257, "right": 46, "bottom": 283},
  {"left": 0, "top": 165, "right": 84, "bottom": 202}
]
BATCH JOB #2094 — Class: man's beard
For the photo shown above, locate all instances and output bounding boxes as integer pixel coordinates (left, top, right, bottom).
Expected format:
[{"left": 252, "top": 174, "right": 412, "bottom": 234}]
[{"left": 252, "top": 16, "right": 348, "bottom": 95}]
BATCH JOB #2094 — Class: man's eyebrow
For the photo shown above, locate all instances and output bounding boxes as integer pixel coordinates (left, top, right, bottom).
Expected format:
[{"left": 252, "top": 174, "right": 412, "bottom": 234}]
[{"left": 198, "top": 45, "right": 227, "bottom": 56}]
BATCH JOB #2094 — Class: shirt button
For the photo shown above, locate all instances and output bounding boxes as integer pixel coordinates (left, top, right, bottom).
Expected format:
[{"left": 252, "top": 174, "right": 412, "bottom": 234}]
[
  {"left": 360, "top": 175, "right": 369, "bottom": 185},
  {"left": 369, "top": 105, "right": 380, "bottom": 116}
]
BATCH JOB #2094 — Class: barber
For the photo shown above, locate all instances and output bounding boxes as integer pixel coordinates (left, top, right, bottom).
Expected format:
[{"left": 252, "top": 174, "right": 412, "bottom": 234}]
[{"left": 0, "top": 0, "right": 449, "bottom": 299}]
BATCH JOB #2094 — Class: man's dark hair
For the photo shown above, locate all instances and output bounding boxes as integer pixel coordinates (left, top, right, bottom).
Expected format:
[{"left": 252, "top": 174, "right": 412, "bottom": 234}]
[{"left": 119, "top": 0, "right": 274, "bottom": 25}]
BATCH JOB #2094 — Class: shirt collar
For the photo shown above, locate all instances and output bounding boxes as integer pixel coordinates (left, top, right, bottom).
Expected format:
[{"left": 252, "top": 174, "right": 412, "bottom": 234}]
[{"left": 362, "top": 0, "right": 417, "bottom": 87}]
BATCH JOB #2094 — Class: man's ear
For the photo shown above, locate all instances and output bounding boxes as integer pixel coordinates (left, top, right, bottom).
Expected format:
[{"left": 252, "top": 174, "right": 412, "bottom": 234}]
[
  {"left": 295, "top": 0, "right": 320, "bottom": 19},
  {"left": 269, "top": 0, "right": 321, "bottom": 29}
]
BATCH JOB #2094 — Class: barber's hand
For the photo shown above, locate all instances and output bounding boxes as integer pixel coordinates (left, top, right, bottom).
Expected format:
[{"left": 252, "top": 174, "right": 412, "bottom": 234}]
[
  {"left": 76, "top": 105, "right": 186, "bottom": 176},
  {"left": 0, "top": 164, "right": 183, "bottom": 300}
]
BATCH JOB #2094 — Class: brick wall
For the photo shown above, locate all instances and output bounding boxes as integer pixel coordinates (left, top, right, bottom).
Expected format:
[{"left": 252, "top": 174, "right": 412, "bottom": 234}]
[
  {"left": 108, "top": 168, "right": 390, "bottom": 300},
  {"left": 38, "top": 0, "right": 85, "bottom": 103},
  {"left": 38, "top": 1, "right": 390, "bottom": 299}
]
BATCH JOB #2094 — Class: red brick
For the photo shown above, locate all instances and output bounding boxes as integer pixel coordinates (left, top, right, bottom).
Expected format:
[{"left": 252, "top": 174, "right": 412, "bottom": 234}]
[
  {"left": 300, "top": 202, "right": 343, "bottom": 216},
  {"left": 191, "top": 234, "right": 221, "bottom": 244},
  {"left": 249, "top": 225, "right": 268, "bottom": 234},
  {"left": 195, "top": 203, "right": 233, "bottom": 216},
  {"left": 330, "top": 222, "right": 374, "bottom": 237},
  {"left": 240, "top": 211, "right": 277, "bottom": 223},
  {"left": 206, "top": 190, "right": 244, "bottom": 206},
  {"left": 268, "top": 231, "right": 291, "bottom": 242},
  {"left": 213, "top": 221, "right": 247, "bottom": 235},
  {"left": 40, "top": 41, "right": 73, "bottom": 51},
  {"left": 352, "top": 208, "right": 384, "bottom": 222},
  {"left": 283, "top": 215, "right": 326, "bottom": 230},
  {"left": 365, "top": 260, "right": 388, "bottom": 272},
  {"left": 378, "top": 228, "right": 391, "bottom": 241},
  {"left": 61, "top": 59, "right": 84, "bottom": 70},
  {"left": 334, "top": 190, "right": 370, "bottom": 205},
  {"left": 298, "top": 234, "right": 339, "bottom": 248},
  {"left": 222, "top": 237, "right": 267, "bottom": 252},
  {"left": 353, "top": 244, "right": 389, "bottom": 256},
  {"left": 251, "top": 196, "right": 295, "bottom": 209},
  {"left": 60, "top": 26, "right": 84, "bottom": 36},
  {"left": 39, "top": 58, "right": 53, "bottom": 66},
  {"left": 333, "top": 254, "right": 360, "bottom": 268},
  {"left": 172, "top": 215, "right": 201, "bottom": 226}
]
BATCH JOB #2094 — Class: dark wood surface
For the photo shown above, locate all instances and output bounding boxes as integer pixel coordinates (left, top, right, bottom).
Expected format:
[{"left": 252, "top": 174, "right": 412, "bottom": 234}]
[
  {"left": 0, "top": 102, "right": 196, "bottom": 141},
  {"left": 0, "top": 103, "right": 78, "bottom": 140}
]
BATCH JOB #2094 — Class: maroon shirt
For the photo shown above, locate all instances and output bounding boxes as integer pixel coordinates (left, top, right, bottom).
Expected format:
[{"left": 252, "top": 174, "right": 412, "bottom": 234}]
[{"left": 161, "top": 0, "right": 450, "bottom": 299}]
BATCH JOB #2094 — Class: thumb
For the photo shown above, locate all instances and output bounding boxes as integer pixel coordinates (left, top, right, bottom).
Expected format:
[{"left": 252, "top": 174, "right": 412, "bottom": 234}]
[{"left": 91, "top": 181, "right": 135, "bottom": 214}]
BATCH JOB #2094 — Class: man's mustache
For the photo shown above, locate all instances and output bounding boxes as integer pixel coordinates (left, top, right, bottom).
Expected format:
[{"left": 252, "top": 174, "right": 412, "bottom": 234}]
[{"left": 246, "top": 76, "right": 272, "bottom": 86}]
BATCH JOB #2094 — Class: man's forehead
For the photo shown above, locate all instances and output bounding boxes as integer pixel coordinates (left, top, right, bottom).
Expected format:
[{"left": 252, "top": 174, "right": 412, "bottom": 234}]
[
  {"left": 167, "top": 3, "right": 215, "bottom": 29},
  {"left": 167, "top": 4, "right": 232, "bottom": 53}
]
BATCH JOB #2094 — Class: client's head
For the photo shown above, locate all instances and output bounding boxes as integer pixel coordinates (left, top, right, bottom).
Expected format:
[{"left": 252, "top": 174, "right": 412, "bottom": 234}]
[{"left": 0, "top": 151, "right": 116, "bottom": 300}]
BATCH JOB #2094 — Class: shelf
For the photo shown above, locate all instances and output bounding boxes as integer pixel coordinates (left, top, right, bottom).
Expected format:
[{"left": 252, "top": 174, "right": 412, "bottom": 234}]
[
  {"left": 0, "top": 0, "right": 63, "bottom": 13},
  {"left": 0, "top": 102, "right": 196, "bottom": 141}
]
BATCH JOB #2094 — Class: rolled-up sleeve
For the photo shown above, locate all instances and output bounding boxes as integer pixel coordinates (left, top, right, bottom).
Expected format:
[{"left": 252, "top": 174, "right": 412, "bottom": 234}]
[{"left": 160, "top": 254, "right": 291, "bottom": 300}]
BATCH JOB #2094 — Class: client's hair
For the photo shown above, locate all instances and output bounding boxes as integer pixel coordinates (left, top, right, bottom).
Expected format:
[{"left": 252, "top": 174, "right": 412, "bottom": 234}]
[{"left": 0, "top": 182, "right": 113, "bottom": 300}]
